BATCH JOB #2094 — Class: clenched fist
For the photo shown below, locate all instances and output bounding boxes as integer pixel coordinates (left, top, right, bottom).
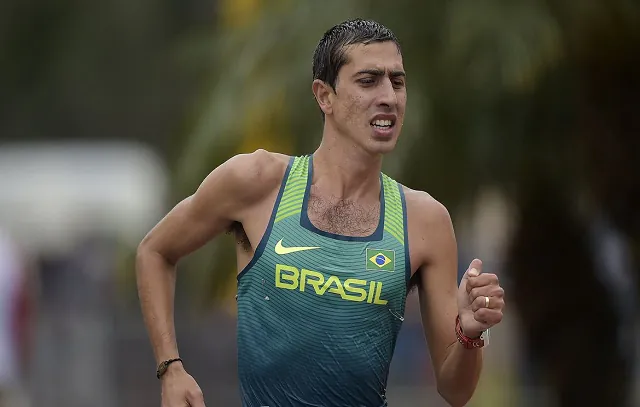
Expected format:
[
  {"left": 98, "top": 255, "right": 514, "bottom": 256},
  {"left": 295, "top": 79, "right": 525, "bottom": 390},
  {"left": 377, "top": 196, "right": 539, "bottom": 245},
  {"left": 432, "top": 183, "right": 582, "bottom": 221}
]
[
  {"left": 457, "top": 258, "right": 505, "bottom": 339},
  {"left": 161, "top": 364, "right": 206, "bottom": 407}
]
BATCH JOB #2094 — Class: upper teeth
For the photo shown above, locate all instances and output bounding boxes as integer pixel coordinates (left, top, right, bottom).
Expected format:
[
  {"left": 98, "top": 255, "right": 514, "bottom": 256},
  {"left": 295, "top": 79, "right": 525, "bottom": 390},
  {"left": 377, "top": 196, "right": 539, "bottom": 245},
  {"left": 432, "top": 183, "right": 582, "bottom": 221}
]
[{"left": 372, "top": 120, "right": 392, "bottom": 127}]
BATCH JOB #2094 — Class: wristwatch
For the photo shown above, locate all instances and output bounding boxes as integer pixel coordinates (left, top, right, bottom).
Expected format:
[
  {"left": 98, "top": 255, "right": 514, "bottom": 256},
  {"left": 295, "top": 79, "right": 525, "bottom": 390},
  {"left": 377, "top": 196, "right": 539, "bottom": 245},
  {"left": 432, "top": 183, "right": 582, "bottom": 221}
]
[{"left": 156, "top": 358, "right": 183, "bottom": 379}]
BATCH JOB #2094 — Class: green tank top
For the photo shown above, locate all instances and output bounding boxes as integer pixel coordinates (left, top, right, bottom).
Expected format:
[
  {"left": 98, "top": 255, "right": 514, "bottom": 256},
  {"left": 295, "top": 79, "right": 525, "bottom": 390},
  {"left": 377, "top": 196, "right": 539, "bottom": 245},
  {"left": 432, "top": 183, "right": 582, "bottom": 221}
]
[{"left": 236, "top": 155, "right": 411, "bottom": 407}]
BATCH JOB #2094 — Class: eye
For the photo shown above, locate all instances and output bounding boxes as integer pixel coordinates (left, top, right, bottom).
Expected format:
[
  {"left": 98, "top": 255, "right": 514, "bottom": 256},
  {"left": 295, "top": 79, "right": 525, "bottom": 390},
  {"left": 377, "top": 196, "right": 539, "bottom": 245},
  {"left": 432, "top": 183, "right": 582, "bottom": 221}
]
[
  {"left": 392, "top": 80, "right": 405, "bottom": 88},
  {"left": 358, "top": 78, "right": 375, "bottom": 85}
]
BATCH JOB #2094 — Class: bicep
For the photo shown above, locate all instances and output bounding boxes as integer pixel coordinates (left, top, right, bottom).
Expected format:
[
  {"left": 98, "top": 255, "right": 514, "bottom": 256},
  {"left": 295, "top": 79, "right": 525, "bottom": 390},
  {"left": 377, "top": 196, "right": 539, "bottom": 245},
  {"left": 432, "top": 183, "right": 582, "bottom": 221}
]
[
  {"left": 141, "top": 194, "right": 232, "bottom": 266},
  {"left": 415, "top": 203, "right": 459, "bottom": 375},
  {"left": 139, "top": 156, "right": 254, "bottom": 265}
]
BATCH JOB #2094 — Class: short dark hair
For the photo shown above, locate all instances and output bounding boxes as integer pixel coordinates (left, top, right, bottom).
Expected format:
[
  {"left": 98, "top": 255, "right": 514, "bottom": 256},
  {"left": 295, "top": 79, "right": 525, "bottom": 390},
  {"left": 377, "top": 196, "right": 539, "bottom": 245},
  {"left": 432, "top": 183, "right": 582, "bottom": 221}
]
[{"left": 312, "top": 19, "right": 400, "bottom": 91}]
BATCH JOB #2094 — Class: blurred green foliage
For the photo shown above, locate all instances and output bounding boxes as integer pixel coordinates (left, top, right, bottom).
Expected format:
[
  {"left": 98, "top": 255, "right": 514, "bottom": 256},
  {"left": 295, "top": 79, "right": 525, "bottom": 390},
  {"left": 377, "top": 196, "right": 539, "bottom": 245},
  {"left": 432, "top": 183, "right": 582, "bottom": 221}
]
[
  {"left": 170, "top": 0, "right": 640, "bottom": 308},
  {"left": 2, "top": 0, "right": 638, "bottom": 304},
  {"left": 2, "top": 1, "right": 638, "bottom": 404}
]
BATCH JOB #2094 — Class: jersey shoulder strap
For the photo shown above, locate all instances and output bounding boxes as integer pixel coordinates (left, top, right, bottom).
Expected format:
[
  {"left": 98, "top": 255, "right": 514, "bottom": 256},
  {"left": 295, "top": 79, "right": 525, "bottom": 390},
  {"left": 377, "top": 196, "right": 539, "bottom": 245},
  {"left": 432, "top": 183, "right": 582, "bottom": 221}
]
[
  {"left": 381, "top": 172, "right": 406, "bottom": 246},
  {"left": 274, "top": 155, "right": 310, "bottom": 224}
]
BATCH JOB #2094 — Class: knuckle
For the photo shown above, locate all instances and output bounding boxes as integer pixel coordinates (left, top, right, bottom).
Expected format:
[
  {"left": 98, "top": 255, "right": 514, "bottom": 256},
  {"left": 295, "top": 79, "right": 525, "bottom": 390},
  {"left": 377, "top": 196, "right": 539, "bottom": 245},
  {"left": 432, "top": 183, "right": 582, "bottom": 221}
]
[
  {"left": 466, "top": 280, "right": 474, "bottom": 291},
  {"left": 472, "top": 296, "right": 482, "bottom": 310},
  {"left": 188, "top": 388, "right": 203, "bottom": 399},
  {"left": 470, "top": 288, "right": 479, "bottom": 299}
]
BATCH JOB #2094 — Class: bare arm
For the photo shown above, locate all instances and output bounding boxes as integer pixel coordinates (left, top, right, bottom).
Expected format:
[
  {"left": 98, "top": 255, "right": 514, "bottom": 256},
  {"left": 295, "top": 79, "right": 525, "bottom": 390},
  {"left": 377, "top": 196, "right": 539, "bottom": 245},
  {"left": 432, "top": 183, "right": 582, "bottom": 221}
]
[
  {"left": 409, "top": 192, "right": 482, "bottom": 406},
  {"left": 136, "top": 150, "right": 284, "bottom": 368}
]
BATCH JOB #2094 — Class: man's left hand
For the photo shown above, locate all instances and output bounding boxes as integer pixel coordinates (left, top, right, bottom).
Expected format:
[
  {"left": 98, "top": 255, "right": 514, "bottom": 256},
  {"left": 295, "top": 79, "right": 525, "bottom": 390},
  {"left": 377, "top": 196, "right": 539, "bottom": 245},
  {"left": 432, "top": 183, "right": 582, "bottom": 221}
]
[{"left": 457, "top": 258, "right": 505, "bottom": 338}]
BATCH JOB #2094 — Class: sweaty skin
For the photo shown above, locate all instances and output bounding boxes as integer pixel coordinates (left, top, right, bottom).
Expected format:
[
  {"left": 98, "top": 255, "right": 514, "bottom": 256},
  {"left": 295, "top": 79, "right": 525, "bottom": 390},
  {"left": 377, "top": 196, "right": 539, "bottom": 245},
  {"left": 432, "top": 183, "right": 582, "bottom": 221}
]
[{"left": 137, "top": 38, "right": 504, "bottom": 407}]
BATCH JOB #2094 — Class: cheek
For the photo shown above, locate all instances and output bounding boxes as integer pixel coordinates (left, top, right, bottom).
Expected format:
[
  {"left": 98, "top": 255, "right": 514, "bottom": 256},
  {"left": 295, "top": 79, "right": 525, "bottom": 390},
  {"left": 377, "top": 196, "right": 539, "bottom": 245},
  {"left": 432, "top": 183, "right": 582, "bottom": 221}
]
[
  {"left": 343, "top": 94, "right": 366, "bottom": 125},
  {"left": 397, "top": 92, "right": 407, "bottom": 112}
]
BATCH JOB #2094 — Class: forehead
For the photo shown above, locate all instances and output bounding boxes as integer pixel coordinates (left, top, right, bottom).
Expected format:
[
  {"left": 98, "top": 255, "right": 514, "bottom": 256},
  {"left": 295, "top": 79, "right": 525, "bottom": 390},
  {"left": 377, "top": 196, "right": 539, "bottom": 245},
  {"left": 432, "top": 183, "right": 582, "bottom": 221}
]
[{"left": 341, "top": 41, "right": 404, "bottom": 74}]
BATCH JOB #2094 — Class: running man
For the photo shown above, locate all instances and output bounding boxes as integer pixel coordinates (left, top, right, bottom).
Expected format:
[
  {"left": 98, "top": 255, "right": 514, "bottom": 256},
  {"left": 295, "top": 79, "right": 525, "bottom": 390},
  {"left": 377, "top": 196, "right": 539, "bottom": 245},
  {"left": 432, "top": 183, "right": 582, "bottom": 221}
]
[{"left": 136, "top": 19, "right": 506, "bottom": 407}]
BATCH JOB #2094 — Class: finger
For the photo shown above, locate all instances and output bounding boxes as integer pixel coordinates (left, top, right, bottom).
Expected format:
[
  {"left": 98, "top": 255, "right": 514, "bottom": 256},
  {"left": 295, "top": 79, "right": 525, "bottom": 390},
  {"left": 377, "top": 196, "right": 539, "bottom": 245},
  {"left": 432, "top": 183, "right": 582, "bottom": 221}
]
[
  {"left": 474, "top": 308, "right": 503, "bottom": 325},
  {"left": 162, "top": 393, "right": 189, "bottom": 407},
  {"left": 187, "top": 399, "right": 206, "bottom": 407},
  {"left": 469, "top": 285, "right": 504, "bottom": 303},
  {"left": 186, "top": 388, "right": 206, "bottom": 407},
  {"left": 461, "top": 258, "right": 483, "bottom": 280},
  {"left": 468, "top": 258, "right": 482, "bottom": 276},
  {"left": 464, "top": 319, "right": 491, "bottom": 333},
  {"left": 471, "top": 295, "right": 505, "bottom": 312},
  {"left": 467, "top": 273, "right": 499, "bottom": 291}
]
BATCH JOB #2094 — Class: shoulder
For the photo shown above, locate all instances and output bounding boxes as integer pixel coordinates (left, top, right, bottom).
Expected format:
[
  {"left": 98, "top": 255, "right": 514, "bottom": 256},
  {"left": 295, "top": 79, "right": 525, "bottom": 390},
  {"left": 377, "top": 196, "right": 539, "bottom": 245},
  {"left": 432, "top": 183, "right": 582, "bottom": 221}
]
[
  {"left": 401, "top": 185, "right": 453, "bottom": 230},
  {"left": 401, "top": 185, "right": 456, "bottom": 268},
  {"left": 201, "top": 149, "right": 290, "bottom": 198},
  {"left": 191, "top": 149, "right": 291, "bottom": 218},
  {"left": 224, "top": 148, "right": 289, "bottom": 181}
]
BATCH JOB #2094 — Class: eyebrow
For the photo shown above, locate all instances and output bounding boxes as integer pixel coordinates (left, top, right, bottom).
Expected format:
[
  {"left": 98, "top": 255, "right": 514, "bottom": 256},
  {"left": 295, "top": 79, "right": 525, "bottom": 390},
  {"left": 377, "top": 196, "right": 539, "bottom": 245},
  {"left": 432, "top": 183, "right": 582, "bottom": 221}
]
[{"left": 354, "top": 69, "right": 406, "bottom": 78}]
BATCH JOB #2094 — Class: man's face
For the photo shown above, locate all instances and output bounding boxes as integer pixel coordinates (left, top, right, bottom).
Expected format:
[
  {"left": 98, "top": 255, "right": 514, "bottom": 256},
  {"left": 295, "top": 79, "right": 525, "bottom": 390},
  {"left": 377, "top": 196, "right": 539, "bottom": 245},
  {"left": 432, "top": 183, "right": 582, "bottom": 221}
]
[{"left": 328, "top": 41, "right": 406, "bottom": 155}]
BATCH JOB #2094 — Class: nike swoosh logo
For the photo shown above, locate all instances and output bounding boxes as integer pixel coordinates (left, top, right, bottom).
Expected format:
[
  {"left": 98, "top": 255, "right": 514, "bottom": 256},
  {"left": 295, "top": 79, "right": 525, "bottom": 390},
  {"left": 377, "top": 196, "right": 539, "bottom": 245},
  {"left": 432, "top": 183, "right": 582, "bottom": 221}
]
[{"left": 274, "top": 239, "right": 320, "bottom": 255}]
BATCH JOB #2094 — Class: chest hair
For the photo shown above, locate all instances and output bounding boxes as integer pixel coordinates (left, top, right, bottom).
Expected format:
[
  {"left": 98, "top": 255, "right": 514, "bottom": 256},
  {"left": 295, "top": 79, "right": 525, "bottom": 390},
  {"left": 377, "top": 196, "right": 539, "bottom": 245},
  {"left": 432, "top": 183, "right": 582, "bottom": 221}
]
[{"left": 307, "top": 191, "right": 380, "bottom": 237}]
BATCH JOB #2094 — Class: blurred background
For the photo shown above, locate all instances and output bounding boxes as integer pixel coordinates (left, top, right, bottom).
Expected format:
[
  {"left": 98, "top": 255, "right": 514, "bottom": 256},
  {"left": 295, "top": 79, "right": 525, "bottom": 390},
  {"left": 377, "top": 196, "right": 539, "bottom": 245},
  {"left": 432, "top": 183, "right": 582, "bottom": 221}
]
[{"left": 1, "top": 0, "right": 639, "bottom": 406}]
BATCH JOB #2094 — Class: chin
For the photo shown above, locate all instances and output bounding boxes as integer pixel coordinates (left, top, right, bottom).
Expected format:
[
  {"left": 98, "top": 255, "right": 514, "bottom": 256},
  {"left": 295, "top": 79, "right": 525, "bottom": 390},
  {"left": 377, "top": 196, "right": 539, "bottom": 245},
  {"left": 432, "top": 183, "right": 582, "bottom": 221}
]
[{"left": 366, "top": 137, "right": 399, "bottom": 155}]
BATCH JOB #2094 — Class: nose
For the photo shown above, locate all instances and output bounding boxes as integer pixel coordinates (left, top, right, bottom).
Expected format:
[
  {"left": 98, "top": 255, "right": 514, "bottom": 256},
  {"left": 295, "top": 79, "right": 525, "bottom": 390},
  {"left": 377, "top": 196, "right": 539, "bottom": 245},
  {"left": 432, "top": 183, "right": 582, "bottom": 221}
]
[{"left": 377, "top": 78, "right": 397, "bottom": 109}]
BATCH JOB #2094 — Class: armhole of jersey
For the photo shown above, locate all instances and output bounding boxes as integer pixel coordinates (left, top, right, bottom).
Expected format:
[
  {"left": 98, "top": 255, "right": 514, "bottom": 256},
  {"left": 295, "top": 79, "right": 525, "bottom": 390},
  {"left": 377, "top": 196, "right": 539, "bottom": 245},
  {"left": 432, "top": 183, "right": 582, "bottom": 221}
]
[
  {"left": 237, "top": 156, "right": 295, "bottom": 282},
  {"left": 398, "top": 183, "right": 412, "bottom": 288}
]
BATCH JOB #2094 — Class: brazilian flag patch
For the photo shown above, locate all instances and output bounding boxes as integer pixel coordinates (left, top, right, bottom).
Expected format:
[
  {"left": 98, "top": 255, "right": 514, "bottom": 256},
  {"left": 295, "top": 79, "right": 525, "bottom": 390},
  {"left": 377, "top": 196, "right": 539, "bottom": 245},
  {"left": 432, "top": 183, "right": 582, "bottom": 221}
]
[{"left": 366, "top": 248, "right": 395, "bottom": 272}]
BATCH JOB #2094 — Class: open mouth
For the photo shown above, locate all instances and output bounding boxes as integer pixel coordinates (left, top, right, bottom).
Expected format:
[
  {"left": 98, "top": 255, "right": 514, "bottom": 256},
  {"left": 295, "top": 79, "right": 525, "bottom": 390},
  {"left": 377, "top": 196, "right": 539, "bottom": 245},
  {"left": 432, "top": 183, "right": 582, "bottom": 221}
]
[{"left": 370, "top": 119, "right": 395, "bottom": 130}]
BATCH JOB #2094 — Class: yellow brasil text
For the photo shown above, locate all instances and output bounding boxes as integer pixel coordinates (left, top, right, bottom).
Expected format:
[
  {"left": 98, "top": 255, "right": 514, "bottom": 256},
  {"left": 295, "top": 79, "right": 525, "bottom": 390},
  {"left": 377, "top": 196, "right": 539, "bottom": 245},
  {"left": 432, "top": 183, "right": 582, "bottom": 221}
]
[{"left": 275, "top": 264, "right": 388, "bottom": 305}]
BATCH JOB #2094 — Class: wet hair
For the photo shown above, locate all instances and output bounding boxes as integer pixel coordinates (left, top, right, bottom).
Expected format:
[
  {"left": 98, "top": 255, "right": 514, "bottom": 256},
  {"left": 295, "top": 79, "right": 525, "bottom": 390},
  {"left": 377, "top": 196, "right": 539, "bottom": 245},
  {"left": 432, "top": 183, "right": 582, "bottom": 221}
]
[{"left": 312, "top": 18, "right": 401, "bottom": 92}]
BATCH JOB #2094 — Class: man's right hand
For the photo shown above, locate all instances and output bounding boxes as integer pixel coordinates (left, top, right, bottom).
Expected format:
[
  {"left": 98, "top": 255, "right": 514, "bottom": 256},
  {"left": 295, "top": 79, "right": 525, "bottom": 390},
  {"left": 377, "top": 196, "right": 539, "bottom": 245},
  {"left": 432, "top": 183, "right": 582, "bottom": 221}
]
[{"left": 161, "top": 365, "right": 206, "bottom": 407}]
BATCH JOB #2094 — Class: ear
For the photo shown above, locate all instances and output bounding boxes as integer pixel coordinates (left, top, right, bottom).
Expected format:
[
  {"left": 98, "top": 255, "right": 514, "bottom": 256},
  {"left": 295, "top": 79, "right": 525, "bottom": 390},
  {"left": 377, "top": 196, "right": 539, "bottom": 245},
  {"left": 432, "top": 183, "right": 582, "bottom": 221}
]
[{"left": 312, "top": 79, "right": 334, "bottom": 116}]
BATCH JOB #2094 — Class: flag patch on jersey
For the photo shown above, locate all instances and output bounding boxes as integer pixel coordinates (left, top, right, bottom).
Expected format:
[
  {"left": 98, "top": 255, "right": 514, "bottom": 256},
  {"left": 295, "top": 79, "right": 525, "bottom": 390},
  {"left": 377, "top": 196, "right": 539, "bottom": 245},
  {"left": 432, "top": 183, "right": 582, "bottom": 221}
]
[{"left": 366, "top": 249, "right": 395, "bottom": 272}]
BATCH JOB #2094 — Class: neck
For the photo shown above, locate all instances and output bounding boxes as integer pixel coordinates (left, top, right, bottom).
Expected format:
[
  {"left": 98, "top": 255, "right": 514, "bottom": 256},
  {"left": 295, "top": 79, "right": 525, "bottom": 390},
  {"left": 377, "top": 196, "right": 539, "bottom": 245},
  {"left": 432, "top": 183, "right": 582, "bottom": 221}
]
[{"left": 312, "top": 128, "right": 383, "bottom": 201}]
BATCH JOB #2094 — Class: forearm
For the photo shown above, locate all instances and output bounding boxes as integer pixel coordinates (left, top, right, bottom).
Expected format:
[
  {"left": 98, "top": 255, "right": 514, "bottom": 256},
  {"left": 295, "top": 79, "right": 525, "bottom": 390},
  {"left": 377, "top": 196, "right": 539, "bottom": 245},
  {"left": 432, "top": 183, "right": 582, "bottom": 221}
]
[
  {"left": 136, "top": 246, "right": 180, "bottom": 364},
  {"left": 436, "top": 341, "right": 483, "bottom": 407}
]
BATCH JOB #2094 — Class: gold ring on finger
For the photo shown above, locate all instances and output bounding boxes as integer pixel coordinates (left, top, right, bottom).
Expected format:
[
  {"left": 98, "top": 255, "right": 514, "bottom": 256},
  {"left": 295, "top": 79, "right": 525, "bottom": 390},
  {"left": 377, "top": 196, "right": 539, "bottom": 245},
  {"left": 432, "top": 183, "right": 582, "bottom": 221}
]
[{"left": 485, "top": 296, "right": 490, "bottom": 308}]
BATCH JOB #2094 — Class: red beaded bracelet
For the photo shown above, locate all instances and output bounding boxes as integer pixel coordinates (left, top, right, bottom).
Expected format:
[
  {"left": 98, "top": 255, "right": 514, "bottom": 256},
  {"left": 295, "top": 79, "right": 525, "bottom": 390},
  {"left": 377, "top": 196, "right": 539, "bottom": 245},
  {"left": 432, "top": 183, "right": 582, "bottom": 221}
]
[{"left": 455, "top": 315, "right": 486, "bottom": 349}]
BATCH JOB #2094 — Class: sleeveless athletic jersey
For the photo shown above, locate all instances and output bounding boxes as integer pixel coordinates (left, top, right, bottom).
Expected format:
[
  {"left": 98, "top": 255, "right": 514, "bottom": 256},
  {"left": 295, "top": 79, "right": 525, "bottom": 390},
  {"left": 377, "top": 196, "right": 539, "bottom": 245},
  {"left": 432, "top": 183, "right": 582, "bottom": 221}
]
[{"left": 236, "top": 155, "right": 411, "bottom": 407}]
